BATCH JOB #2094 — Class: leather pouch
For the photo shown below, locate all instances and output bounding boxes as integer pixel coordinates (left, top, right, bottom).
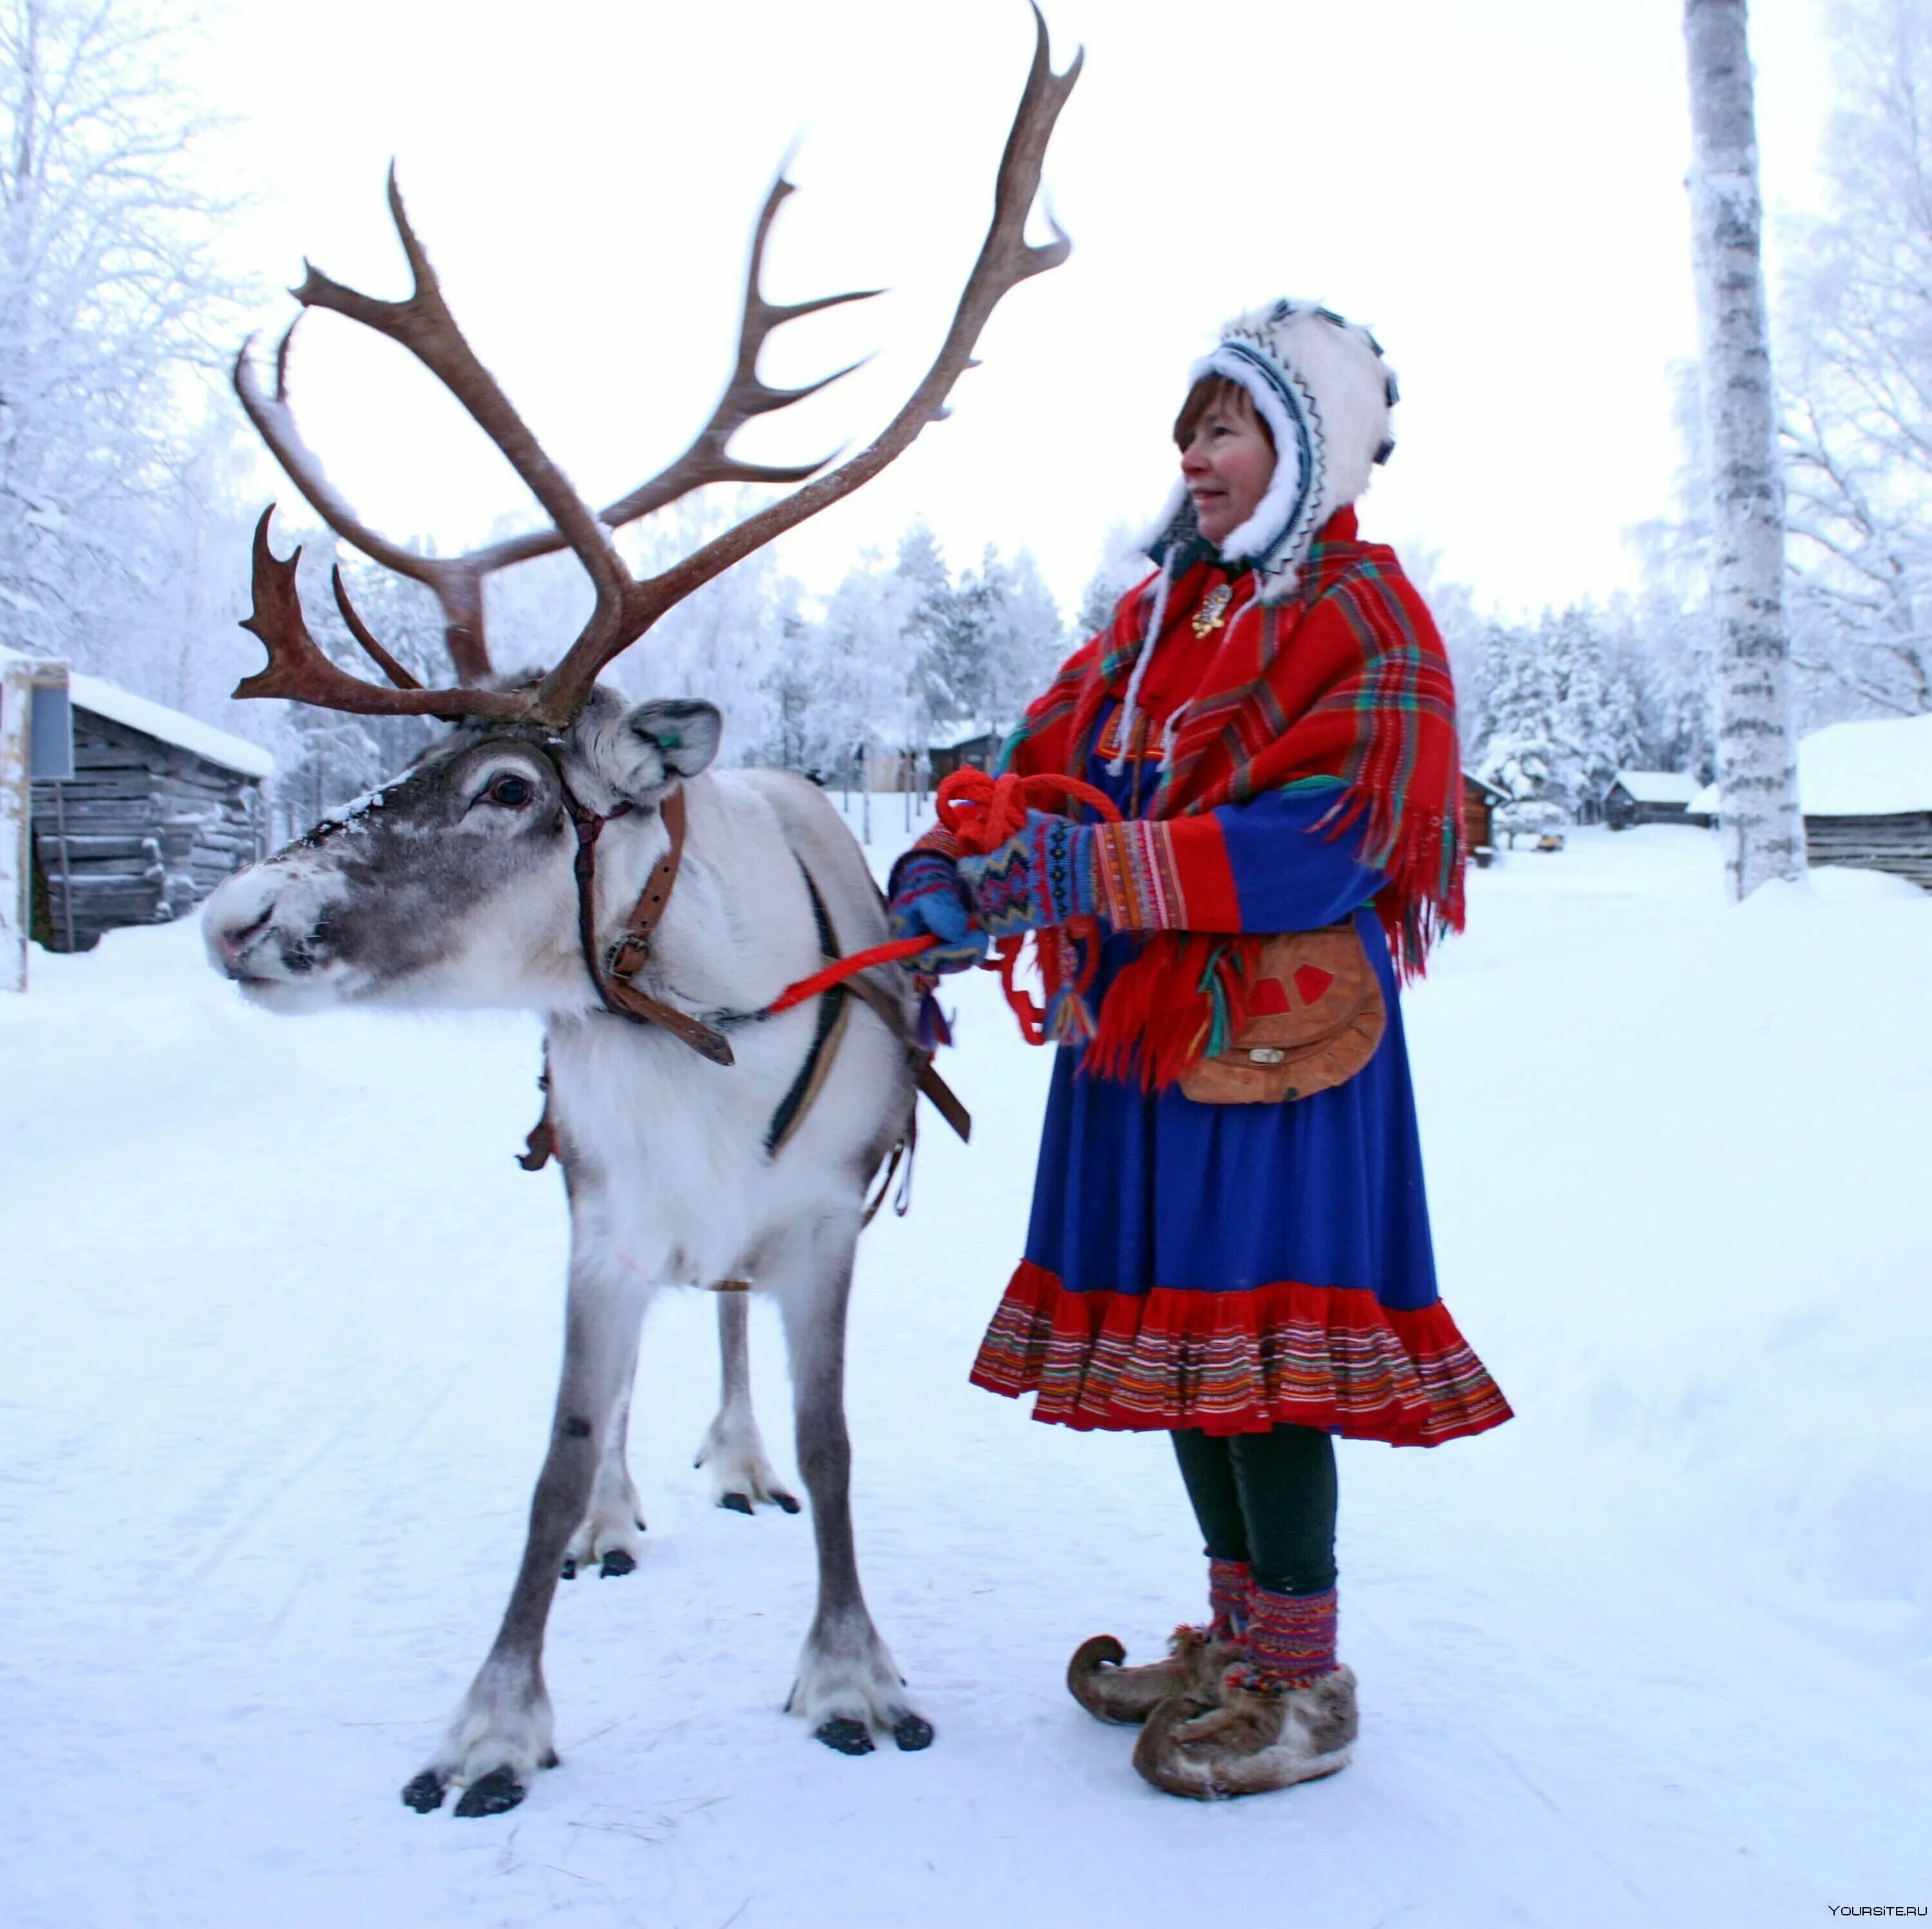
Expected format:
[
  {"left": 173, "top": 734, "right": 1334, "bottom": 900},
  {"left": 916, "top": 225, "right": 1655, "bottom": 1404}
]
[{"left": 1178, "top": 923, "right": 1386, "bottom": 1105}]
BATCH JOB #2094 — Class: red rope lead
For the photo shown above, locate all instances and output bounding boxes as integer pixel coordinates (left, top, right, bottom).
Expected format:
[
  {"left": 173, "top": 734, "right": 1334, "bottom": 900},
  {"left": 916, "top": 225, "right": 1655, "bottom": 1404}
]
[
  {"left": 759, "top": 769, "right": 1123, "bottom": 1023},
  {"left": 765, "top": 935, "right": 933, "bottom": 1015}
]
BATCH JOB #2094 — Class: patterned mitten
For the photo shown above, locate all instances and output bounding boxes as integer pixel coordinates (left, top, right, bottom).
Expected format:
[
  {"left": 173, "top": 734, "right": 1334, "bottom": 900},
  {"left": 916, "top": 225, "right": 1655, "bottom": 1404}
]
[
  {"left": 886, "top": 848, "right": 986, "bottom": 974},
  {"left": 957, "top": 812, "right": 1100, "bottom": 937}
]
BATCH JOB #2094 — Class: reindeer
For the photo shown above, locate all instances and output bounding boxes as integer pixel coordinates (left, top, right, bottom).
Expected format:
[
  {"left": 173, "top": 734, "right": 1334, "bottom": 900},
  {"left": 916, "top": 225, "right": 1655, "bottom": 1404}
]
[{"left": 199, "top": 13, "right": 1079, "bottom": 1818}]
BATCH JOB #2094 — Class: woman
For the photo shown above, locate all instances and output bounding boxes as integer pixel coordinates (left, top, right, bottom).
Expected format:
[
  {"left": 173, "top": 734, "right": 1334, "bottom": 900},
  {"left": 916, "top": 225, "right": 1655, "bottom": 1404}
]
[{"left": 888, "top": 300, "right": 1511, "bottom": 1800}]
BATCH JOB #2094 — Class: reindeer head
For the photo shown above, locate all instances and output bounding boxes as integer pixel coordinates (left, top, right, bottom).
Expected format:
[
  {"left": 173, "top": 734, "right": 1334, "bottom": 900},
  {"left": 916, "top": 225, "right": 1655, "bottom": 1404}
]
[
  {"left": 205, "top": 689, "right": 723, "bottom": 1013},
  {"left": 202, "top": 8, "right": 1078, "bottom": 1022}
]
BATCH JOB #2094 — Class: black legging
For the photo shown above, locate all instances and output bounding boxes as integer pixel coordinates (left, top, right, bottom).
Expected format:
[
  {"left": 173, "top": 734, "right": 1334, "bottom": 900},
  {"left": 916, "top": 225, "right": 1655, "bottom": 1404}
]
[{"left": 1171, "top": 1424, "right": 1338, "bottom": 1597}]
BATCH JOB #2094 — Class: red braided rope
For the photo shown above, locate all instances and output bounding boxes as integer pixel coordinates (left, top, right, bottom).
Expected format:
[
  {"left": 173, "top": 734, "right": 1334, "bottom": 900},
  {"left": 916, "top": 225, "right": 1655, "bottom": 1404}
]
[{"left": 935, "top": 767, "right": 1121, "bottom": 1044}]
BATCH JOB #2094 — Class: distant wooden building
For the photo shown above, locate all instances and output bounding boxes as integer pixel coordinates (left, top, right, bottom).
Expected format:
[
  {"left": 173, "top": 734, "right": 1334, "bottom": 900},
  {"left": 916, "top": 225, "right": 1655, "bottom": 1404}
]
[
  {"left": 1791, "top": 714, "right": 1932, "bottom": 891},
  {"left": 1602, "top": 770, "right": 1708, "bottom": 830},
  {"left": 16, "top": 658, "right": 274, "bottom": 953},
  {"left": 928, "top": 730, "right": 1004, "bottom": 783},
  {"left": 1462, "top": 771, "right": 1507, "bottom": 862}
]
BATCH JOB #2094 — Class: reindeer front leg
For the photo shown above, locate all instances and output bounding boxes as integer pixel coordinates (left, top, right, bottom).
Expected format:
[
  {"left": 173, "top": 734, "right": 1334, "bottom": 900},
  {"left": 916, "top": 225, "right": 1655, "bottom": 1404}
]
[
  {"left": 694, "top": 1288, "right": 799, "bottom": 1514},
  {"left": 403, "top": 1260, "right": 649, "bottom": 1817},
  {"left": 772, "top": 1218, "right": 934, "bottom": 1756}
]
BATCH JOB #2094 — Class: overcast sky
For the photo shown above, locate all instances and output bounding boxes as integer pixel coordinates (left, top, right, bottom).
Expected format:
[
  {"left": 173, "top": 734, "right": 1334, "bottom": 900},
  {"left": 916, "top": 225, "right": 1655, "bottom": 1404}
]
[{"left": 200, "top": 0, "right": 1840, "bottom": 623}]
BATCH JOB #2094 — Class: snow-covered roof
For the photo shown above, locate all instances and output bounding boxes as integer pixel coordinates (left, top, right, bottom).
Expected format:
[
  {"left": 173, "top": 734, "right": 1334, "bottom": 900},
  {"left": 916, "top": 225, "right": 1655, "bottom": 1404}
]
[
  {"left": 0, "top": 644, "right": 274, "bottom": 779},
  {"left": 68, "top": 673, "right": 274, "bottom": 780},
  {"left": 1688, "top": 715, "right": 1932, "bottom": 820},
  {"left": 1611, "top": 770, "right": 1705, "bottom": 806},
  {"left": 1795, "top": 713, "right": 1932, "bottom": 816}
]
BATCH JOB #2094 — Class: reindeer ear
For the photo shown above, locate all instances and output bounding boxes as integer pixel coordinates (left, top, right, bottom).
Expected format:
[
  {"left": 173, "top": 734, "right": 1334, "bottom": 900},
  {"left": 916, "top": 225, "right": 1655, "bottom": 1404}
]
[{"left": 610, "top": 698, "right": 723, "bottom": 798}]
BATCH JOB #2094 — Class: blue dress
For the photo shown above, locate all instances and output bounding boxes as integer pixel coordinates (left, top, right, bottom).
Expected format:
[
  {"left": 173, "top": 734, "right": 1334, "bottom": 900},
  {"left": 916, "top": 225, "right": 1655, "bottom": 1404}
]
[{"left": 969, "top": 709, "right": 1511, "bottom": 1446}]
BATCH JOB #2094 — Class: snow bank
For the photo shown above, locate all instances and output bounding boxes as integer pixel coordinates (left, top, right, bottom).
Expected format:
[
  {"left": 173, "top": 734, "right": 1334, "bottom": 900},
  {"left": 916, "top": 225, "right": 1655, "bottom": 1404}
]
[{"left": 3, "top": 825, "right": 1927, "bottom": 1925}]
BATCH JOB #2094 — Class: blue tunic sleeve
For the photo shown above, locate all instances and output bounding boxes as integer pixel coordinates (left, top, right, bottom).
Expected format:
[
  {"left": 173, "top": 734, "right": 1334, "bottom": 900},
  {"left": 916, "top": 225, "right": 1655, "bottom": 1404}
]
[{"left": 1091, "top": 780, "right": 1386, "bottom": 932}]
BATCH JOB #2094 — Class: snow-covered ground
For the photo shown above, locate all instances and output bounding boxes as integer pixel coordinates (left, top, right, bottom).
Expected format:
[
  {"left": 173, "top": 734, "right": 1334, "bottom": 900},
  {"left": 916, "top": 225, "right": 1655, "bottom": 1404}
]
[{"left": 3, "top": 823, "right": 1929, "bottom": 1928}]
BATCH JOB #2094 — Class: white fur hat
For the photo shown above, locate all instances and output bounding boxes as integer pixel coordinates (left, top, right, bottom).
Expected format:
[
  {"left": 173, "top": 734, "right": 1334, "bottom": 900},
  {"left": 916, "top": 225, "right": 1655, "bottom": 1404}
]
[
  {"left": 1143, "top": 299, "right": 1399, "bottom": 605},
  {"left": 1108, "top": 302, "right": 1398, "bottom": 771}
]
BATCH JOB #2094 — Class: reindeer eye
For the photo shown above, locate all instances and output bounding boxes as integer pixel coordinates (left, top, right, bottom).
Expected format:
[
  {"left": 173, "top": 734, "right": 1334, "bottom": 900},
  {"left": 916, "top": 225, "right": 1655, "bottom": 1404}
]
[{"left": 484, "top": 774, "right": 533, "bottom": 808}]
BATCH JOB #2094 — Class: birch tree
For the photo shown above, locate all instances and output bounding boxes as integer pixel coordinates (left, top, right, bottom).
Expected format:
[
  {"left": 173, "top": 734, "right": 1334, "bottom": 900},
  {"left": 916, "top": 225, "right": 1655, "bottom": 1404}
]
[{"left": 1683, "top": 0, "right": 1806, "bottom": 897}]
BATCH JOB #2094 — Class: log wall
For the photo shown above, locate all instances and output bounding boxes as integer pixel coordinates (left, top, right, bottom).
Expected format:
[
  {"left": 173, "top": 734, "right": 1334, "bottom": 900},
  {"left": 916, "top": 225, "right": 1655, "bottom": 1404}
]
[
  {"left": 28, "top": 712, "right": 266, "bottom": 952},
  {"left": 1804, "top": 812, "right": 1932, "bottom": 890}
]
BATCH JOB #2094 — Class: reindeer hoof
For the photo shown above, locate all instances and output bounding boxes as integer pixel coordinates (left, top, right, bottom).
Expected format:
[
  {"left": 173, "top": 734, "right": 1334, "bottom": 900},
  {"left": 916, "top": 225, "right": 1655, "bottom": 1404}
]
[
  {"left": 721, "top": 1492, "right": 754, "bottom": 1515},
  {"left": 774, "top": 1492, "right": 801, "bottom": 1514},
  {"left": 454, "top": 1767, "right": 526, "bottom": 1817},
  {"left": 560, "top": 1557, "right": 578, "bottom": 1579},
  {"left": 599, "top": 1549, "right": 636, "bottom": 1578},
  {"left": 816, "top": 1717, "right": 875, "bottom": 1756},
  {"left": 892, "top": 1713, "right": 935, "bottom": 1751},
  {"left": 401, "top": 1771, "right": 446, "bottom": 1813}
]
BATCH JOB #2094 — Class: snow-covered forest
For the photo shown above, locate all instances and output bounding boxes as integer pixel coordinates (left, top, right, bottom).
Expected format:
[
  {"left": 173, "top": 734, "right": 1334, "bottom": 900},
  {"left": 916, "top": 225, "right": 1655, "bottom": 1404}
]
[{"left": 6, "top": 0, "right": 1929, "bottom": 834}]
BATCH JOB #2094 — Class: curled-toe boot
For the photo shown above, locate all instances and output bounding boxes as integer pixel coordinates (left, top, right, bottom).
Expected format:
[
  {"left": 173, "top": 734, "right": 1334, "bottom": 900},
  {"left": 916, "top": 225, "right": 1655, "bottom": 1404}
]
[
  {"left": 1066, "top": 1558, "right": 1248, "bottom": 1725},
  {"left": 1133, "top": 1586, "right": 1358, "bottom": 1798}
]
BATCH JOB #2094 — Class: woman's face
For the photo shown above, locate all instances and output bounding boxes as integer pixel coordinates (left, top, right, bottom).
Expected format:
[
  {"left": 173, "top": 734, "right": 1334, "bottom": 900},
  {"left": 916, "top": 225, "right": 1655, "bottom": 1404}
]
[{"left": 1180, "top": 394, "right": 1276, "bottom": 547}]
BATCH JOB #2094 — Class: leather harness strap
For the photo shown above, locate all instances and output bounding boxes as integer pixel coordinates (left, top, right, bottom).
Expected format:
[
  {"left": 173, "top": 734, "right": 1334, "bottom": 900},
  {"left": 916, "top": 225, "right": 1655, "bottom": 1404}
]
[
  {"left": 522, "top": 762, "right": 970, "bottom": 1186},
  {"left": 561, "top": 782, "right": 734, "bottom": 1066}
]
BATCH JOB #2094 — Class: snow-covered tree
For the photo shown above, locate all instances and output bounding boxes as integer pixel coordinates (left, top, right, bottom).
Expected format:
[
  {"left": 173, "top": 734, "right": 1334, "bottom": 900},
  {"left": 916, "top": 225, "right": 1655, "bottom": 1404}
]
[
  {"left": 1473, "top": 620, "right": 1565, "bottom": 812},
  {"left": 1073, "top": 521, "right": 1150, "bottom": 644},
  {"left": 895, "top": 519, "right": 966, "bottom": 730},
  {"left": 1683, "top": 0, "right": 1805, "bottom": 897},
  {"left": 0, "top": 0, "right": 239, "bottom": 666},
  {"left": 957, "top": 542, "right": 1063, "bottom": 736},
  {"left": 1779, "top": 0, "right": 1932, "bottom": 720},
  {"left": 816, "top": 554, "right": 922, "bottom": 840}
]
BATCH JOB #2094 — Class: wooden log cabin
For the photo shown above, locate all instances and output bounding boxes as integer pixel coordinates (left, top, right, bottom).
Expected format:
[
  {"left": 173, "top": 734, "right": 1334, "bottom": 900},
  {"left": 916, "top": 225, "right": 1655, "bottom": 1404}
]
[
  {"left": 1462, "top": 771, "right": 1507, "bottom": 863},
  {"left": 1794, "top": 714, "right": 1932, "bottom": 890},
  {"left": 1688, "top": 714, "right": 1932, "bottom": 891},
  {"left": 1602, "top": 770, "right": 1709, "bottom": 830},
  {"left": 13, "top": 655, "right": 274, "bottom": 953}
]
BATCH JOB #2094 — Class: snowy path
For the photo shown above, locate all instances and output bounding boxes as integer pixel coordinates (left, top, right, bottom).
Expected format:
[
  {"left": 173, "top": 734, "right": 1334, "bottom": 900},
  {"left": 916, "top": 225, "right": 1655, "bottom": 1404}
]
[{"left": 3, "top": 828, "right": 1928, "bottom": 1928}]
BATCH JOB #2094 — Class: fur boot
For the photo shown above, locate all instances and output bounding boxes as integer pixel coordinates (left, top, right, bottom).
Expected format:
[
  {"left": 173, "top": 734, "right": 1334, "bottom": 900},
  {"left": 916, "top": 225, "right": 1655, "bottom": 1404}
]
[
  {"left": 1065, "top": 1623, "right": 1244, "bottom": 1725},
  {"left": 1132, "top": 1664, "right": 1359, "bottom": 1799},
  {"left": 1066, "top": 1556, "right": 1250, "bottom": 1725}
]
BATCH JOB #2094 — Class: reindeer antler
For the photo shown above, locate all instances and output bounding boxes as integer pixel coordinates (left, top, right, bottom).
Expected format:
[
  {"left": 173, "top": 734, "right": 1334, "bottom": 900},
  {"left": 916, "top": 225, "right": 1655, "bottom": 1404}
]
[{"left": 234, "top": 4, "right": 1080, "bottom": 728}]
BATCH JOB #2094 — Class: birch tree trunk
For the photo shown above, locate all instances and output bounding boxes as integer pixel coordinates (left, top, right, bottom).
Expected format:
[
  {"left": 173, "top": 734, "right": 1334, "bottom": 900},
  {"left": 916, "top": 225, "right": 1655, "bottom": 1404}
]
[
  {"left": 1, "top": 657, "right": 32, "bottom": 991},
  {"left": 1683, "top": 0, "right": 1806, "bottom": 899}
]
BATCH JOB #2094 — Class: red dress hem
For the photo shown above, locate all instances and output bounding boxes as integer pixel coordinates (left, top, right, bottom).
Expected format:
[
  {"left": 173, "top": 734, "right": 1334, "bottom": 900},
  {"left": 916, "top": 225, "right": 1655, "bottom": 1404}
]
[{"left": 969, "top": 1260, "right": 1513, "bottom": 1446}]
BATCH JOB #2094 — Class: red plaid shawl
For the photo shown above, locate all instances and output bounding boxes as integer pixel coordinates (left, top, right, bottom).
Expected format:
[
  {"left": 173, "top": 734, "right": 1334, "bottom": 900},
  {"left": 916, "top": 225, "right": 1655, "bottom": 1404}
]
[{"left": 1002, "top": 508, "right": 1466, "bottom": 1086}]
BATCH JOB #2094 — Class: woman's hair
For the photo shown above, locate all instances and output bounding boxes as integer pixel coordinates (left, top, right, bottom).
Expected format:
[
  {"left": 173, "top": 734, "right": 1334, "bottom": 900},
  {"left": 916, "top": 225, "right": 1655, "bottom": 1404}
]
[{"left": 1172, "top": 374, "right": 1276, "bottom": 452}]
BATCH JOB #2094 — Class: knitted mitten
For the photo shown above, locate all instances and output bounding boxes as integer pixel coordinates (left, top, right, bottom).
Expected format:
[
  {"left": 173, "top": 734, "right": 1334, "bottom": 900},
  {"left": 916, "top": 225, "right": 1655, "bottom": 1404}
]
[
  {"left": 886, "top": 847, "right": 986, "bottom": 974},
  {"left": 957, "top": 811, "right": 1098, "bottom": 937}
]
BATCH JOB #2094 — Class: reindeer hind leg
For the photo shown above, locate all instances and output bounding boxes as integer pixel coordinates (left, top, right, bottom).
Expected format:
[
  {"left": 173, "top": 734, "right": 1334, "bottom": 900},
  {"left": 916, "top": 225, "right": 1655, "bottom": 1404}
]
[{"left": 694, "top": 1285, "right": 798, "bottom": 1514}]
